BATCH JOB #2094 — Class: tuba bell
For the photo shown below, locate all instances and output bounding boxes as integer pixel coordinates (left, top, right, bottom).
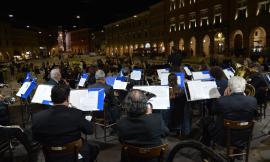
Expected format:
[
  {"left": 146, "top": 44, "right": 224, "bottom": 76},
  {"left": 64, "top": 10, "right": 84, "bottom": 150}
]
[{"left": 245, "top": 83, "right": 256, "bottom": 96}]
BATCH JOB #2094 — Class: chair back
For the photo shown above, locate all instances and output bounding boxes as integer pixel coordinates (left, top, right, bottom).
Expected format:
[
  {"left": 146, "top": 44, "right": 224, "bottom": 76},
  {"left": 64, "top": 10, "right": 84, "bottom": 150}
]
[
  {"left": 122, "top": 143, "right": 168, "bottom": 162},
  {"left": 42, "top": 139, "right": 83, "bottom": 162},
  {"left": 223, "top": 119, "right": 254, "bottom": 162}
]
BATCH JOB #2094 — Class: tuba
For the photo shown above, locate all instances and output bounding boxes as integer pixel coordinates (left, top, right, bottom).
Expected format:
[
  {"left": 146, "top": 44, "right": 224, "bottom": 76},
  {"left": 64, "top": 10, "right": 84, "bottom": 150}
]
[{"left": 245, "top": 83, "right": 256, "bottom": 96}]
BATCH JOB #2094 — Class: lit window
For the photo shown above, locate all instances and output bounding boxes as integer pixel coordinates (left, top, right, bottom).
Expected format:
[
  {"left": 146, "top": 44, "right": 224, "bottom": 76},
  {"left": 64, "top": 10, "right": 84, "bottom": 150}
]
[
  {"left": 235, "top": 7, "right": 248, "bottom": 20},
  {"left": 257, "top": 1, "right": 270, "bottom": 15},
  {"left": 200, "top": 17, "right": 209, "bottom": 26},
  {"left": 189, "top": 19, "right": 196, "bottom": 29},
  {"left": 189, "top": 0, "right": 196, "bottom": 4},
  {"left": 170, "top": 24, "right": 176, "bottom": 32},
  {"left": 179, "top": 0, "right": 185, "bottom": 8},
  {"left": 170, "top": 0, "right": 176, "bottom": 11},
  {"left": 213, "top": 14, "right": 222, "bottom": 24},
  {"left": 179, "top": 22, "right": 185, "bottom": 31}
]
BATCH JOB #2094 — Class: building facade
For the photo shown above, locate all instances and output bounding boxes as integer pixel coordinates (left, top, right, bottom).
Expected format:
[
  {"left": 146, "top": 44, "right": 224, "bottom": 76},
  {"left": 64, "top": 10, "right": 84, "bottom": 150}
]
[
  {"left": 69, "top": 28, "right": 91, "bottom": 54},
  {"left": 166, "top": 0, "right": 270, "bottom": 56},
  {"left": 104, "top": 0, "right": 270, "bottom": 57},
  {"left": 105, "top": 2, "right": 166, "bottom": 56}
]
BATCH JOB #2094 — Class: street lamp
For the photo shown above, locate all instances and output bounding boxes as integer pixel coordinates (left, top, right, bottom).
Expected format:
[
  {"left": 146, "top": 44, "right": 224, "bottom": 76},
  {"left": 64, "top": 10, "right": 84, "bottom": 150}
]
[
  {"left": 73, "top": 25, "right": 77, "bottom": 28},
  {"left": 38, "top": 31, "right": 42, "bottom": 34},
  {"left": 76, "top": 15, "right": 80, "bottom": 19},
  {"left": 8, "top": 14, "right": 14, "bottom": 18},
  {"left": 26, "top": 25, "right": 30, "bottom": 28}
]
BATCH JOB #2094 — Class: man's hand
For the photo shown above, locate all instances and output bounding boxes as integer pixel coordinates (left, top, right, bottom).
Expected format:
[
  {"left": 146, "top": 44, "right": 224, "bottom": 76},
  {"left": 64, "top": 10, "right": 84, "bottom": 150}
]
[{"left": 224, "top": 87, "right": 231, "bottom": 96}]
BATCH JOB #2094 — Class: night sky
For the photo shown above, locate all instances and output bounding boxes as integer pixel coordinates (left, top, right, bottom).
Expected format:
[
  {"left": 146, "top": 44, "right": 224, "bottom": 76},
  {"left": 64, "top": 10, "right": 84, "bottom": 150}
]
[{"left": 0, "top": 0, "right": 161, "bottom": 30}]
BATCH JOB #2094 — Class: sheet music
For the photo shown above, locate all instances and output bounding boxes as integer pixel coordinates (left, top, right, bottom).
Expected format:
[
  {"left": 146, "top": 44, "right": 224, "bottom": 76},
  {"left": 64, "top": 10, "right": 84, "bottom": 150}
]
[
  {"left": 157, "top": 69, "right": 169, "bottom": 80},
  {"left": 223, "top": 69, "right": 234, "bottom": 80},
  {"left": 70, "top": 90, "right": 88, "bottom": 110},
  {"left": 187, "top": 81, "right": 220, "bottom": 101},
  {"left": 70, "top": 90, "right": 100, "bottom": 111},
  {"left": 192, "top": 72, "right": 211, "bottom": 80},
  {"left": 133, "top": 86, "right": 170, "bottom": 110},
  {"left": 130, "top": 70, "right": 142, "bottom": 81},
  {"left": 16, "top": 81, "right": 31, "bottom": 97},
  {"left": 160, "top": 72, "right": 170, "bottom": 85},
  {"left": 113, "top": 80, "right": 128, "bottom": 90},
  {"left": 31, "top": 85, "right": 53, "bottom": 104},
  {"left": 184, "top": 67, "right": 192, "bottom": 76},
  {"left": 78, "top": 77, "right": 87, "bottom": 87}
]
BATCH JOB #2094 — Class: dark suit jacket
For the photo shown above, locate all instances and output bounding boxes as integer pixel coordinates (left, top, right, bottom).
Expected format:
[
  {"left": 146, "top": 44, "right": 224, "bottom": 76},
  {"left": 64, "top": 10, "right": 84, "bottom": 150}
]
[
  {"left": 210, "top": 93, "right": 257, "bottom": 147},
  {"left": 117, "top": 113, "right": 169, "bottom": 148},
  {"left": 216, "top": 79, "right": 228, "bottom": 96},
  {"left": 32, "top": 105, "right": 92, "bottom": 146},
  {"left": 46, "top": 79, "right": 59, "bottom": 86}
]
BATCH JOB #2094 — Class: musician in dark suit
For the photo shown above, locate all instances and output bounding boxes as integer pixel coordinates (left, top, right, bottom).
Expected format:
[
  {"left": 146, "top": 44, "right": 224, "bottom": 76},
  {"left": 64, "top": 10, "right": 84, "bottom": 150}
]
[
  {"left": 202, "top": 76, "right": 257, "bottom": 148},
  {"left": 32, "top": 85, "right": 99, "bottom": 162},
  {"left": 47, "top": 68, "right": 68, "bottom": 86},
  {"left": 117, "top": 90, "right": 169, "bottom": 147},
  {"left": 88, "top": 70, "right": 120, "bottom": 124}
]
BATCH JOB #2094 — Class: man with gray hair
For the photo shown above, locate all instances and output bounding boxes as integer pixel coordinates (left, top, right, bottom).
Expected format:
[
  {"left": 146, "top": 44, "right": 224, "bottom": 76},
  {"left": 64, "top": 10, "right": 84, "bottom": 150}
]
[
  {"left": 47, "top": 68, "right": 62, "bottom": 86},
  {"left": 202, "top": 76, "right": 257, "bottom": 151}
]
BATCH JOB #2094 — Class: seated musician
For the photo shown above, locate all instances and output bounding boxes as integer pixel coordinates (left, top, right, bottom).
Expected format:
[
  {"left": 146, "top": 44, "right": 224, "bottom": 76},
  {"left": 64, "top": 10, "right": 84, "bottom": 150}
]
[
  {"left": 32, "top": 85, "right": 99, "bottom": 162},
  {"left": 249, "top": 63, "right": 268, "bottom": 105},
  {"left": 0, "top": 94, "right": 37, "bottom": 160},
  {"left": 117, "top": 90, "right": 169, "bottom": 147},
  {"left": 202, "top": 76, "right": 257, "bottom": 148},
  {"left": 47, "top": 68, "right": 68, "bottom": 86},
  {"left": 209, "top": 66, "right": 228, "bottom": 96},
  {"left": 88, "top": 70, "right": 120, "bottom": 124}
]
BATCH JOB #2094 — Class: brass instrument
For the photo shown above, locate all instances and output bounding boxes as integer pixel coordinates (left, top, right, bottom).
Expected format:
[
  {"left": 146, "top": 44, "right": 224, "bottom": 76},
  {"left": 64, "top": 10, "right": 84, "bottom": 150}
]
[
  {"left": 245, "top": 83, "right": 256, "bottom": 96},
  {"left": 234, "top": 63, "right": 257, "bottom": 96}
]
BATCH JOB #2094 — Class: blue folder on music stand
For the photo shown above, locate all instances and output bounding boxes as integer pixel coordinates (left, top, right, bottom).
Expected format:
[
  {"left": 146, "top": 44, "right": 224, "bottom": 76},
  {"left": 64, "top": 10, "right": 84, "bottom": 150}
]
[
  {"left": 176, "top": 72, "right": 185, "bottom": 89},
  {"left": 16, "top": 81, "right": 37, "bottom": 99},
  {"left": 88, "top": 88, "right": 105, "bottom": 111}
]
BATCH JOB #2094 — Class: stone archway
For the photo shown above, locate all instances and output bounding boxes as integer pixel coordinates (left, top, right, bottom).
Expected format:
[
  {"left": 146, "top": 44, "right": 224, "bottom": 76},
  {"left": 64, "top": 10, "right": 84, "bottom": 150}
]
[
  {"left": 169, "top": 41, "right": 174, "bottom": 54},
  {"left": 249, "top": 27, "right": 266, "bottom": 53},
  {"left": 179, "top": 38, "right": 184, "bottom": 51},
  {"left": 190, "top": 37, "right": 196, "bottom": 56},
  {"left": 214, "top": 32, "right": 225, "bottom": 54},
  {"left": 202, "top": 35, "right": 210, "bottom": 56},
  {"left": 230, "top": 30, "right": 244, "bottom": 56}
]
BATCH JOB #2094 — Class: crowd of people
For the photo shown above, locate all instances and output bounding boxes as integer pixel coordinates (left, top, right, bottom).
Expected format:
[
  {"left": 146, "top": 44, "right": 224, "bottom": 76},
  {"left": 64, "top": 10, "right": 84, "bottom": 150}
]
[{"left": 0, "top": 49, "right": 269, "bottom": 162}]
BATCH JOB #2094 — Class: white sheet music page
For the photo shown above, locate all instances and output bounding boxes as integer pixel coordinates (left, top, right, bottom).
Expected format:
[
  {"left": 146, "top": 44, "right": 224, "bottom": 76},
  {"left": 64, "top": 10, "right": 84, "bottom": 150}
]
[
  {"left": 80, "top": 90, "right": 99, "bottom": 111},
  {"left": 184, "top": 67, "right": 192, "bottom": 76},
  {"left": 31, "top": 85, "right": 53, "bottom": 104},
  {"left": 133, "top": 86, "right": 170, "bottom": 110},
  {"left": 202, "top": 81, "right": 221, "bottom": 99},
  {"left": 157, "top": 69, "right": 169, "bottom": 80},
  {"left": 160, "top": 72, "right": 170, "bottom": 85},
  {"left": 78, "top": 78, "right": 87, "bottom": 87},
  {"left": 70, "top": 90, "right": 88, "bottom": 110},
  {"left": 187, "top": 81, "right": 220, "bottom": 101},
  {"left": 16, "top": 81, "right": 31, "bottom": 97},
  {"left": 192, "top": 72, "right": 210, "bottom": 80},
  {"left": 113, "top": 80, "right": 128, "bottom": 90},
  {"left": 130, "top": 70, "right": 142, "bottom": 81}
]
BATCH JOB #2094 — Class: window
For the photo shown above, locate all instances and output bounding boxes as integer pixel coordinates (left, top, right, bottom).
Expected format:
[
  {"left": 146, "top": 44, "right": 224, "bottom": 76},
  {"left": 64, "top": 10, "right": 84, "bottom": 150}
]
[
  {"left": 213, "top": 14, "right": 222, "bottom": 24},
  {"left": 170, "top": 24, "right": 176, "bottom": 32},
  {"left": 200, "top": 17, "right": 209, "bottom": 26},
  {"left": 189, "top": 19, "right": 196, "bottom": 29},
  {"left": 257, "top": 1, "right": 270, "bottom": 15},
  {"left": 179, "top": 22, "right": 185, "bottom": 31},
  {"left": 235, "top": 7, "right": 248, "bottom": 20},
  {"left": 170, "top": 0, "right": 176, "bottom": 11},
  {"left": 179, "top": 0, "right": 185, "bottom": 8},
  {"left": 189, "top": 0, "right": 196, "bottom": 4}
]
